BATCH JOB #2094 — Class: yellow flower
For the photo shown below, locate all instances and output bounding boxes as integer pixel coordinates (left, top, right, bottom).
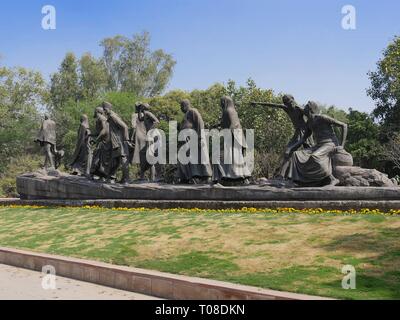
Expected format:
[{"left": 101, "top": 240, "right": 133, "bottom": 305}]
[{"left": 1, "top": 204, "right": 400, "bottom": 216}]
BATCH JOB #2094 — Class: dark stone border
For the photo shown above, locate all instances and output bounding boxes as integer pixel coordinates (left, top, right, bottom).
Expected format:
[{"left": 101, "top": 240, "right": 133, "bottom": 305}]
[
  {"left": 1, "top": 198, "right": 400, "bottom": 211},
  {"left": 0, "top": 247, "right": 331, "bottom": 300}
]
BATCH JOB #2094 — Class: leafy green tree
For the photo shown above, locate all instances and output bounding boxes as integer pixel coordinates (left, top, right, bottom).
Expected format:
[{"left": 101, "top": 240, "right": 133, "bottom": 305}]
[
  {"left": 49, "top": 52, "right": 80, "bottom": 111},
  {"left": 190, "top": 83, "right": 227, "bottom": 127},
  {"left": 346, "top": 109, "right": 384, "bottom": 169},
  {"left": 0, "top": 66, "right": 46, "bottom": 174},
  {"left": 79, "top": 53, "right": 108, "bottom": 100},
  {"left": 99, "top": 35, "right": 125, "bottom": 92},
  {"left": 368, "top": 36, "right": 400, "bottom": 131},
  {"left": 321, "top": 105, "right": 349, "bottom": 123},
  {"left": 224, "top": 79, "right": 291, "bottom": 177},
  {"left": 100, "top": 32, "right": 176, "bottom": 97}
]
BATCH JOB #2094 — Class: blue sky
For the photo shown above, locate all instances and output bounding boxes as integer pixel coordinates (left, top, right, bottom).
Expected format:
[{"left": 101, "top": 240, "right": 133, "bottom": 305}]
[{"left": 0, "top": 0, "right": 399, "bottom": 112}]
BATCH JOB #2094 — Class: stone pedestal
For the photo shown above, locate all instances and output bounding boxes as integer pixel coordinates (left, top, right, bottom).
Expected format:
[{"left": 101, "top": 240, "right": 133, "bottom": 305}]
[{"left": 16, "top": 171, "right": 400, "bottom": 202}]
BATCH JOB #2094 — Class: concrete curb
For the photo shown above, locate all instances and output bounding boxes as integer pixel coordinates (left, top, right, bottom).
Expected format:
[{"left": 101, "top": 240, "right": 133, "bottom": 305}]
[
  {"left": 0, "top": 247, "right": 332, "bottom": 300},
  {"left": 2, "top": 198, "right": 400, "bottom": 211}
]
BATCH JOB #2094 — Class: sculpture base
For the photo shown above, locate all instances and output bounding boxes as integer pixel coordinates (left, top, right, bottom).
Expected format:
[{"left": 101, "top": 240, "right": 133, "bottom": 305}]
[{"left": 16, "top": 171, "right": 400, "bottom": 202}]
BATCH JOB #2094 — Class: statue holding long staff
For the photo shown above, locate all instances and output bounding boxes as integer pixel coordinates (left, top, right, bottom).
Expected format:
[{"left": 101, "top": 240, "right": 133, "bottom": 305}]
[{"left": 252, "top": 94, "right": 313, "bottom": 178}]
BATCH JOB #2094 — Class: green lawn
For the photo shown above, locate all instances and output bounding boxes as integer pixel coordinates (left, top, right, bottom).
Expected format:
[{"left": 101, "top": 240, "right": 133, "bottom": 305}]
[{"left": 0, "top": 206, "right": 399, "bottom": 300}]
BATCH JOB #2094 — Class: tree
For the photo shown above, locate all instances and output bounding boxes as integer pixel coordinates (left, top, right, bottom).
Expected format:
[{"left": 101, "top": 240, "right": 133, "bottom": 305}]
[
  {"left": 367, "top": 36, "right": 400, "bottom": 131},
  {"left": 0, "top": 66, "right": 46, "bottom": 174},
  {"left": 100, "top": 31, "right": 176, "bottom": 97},
  {"left": 321, "top": 105, "right": 349, "bottom": 123},
  {"left": 224, "top": 79, "right": 291, "bottom": 178},
  {"left": 49, "top": 52, "right": 80, "bottom": 111},
  {"left": 79, "top": 53, "right": 108, "bottom": 100},
  {"left": 99, "top": 35, "right": 125, "bottom": 92},
  {"left": 346, "top": 109, "right": 384, "bottom": 169},
  {"left": 383, "top": 133, "right": 400, "bottom": 173}
]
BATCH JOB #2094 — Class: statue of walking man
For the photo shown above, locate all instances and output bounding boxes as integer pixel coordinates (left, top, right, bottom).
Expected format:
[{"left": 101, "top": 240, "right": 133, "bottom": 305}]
[
  {"left": 102, "top": 102, "right": 131, "bottom": 184},
  {"left": 35, "top": 114, "right": 62, "bottom": 171},
  {"left": 90, "top": 107, "right": 111, "bottom": 181},
  {"left": 131, "top": 102, "right": 160, "bottom": 181}
]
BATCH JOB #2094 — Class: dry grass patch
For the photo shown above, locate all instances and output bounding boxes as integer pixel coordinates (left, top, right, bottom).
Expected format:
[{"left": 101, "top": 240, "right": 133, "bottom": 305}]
[{"left": 0, "top": 207, "right": 399, "bottom": 299}]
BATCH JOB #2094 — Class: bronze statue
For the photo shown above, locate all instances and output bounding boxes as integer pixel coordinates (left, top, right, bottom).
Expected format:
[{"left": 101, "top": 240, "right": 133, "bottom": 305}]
[
  {"left": 131, "top": 102, "right": 160, "bottom": 181},
  {"left": 213, "top": 96, "right": 251, "bottom": 184},
  {"left": 70, "top": 114, "right": 92, "bottom": 176},
  {"left": 252, "top": 94, "right": 313, "bottom": 178},
  {"left": 90, "top": 107, "right": 111, "bottom": 181},
  {"left": 102, "top": 102, "right": 131, "bottom": 184},
  {"left": 176, "top": 99, "right": 212, "bottom": 184},
  {"left": 35, "top": 114, "right": 62, "bottom": 170},
  {"left": 286, "top": 101, "right": 348, "bottom": 187}
]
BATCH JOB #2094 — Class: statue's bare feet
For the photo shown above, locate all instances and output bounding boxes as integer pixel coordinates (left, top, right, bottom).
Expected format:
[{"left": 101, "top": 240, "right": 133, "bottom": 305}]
[
  {"left": 211, "top": 180, "right": 222, "bottom": 187},
  {"left": 119, "top": 179, "right": 131, "bottom": 185}
]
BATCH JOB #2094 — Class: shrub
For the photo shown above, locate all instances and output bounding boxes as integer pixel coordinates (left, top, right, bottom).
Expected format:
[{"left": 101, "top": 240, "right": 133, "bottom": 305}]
[{"left": 0, "top": 154, "right": 42, "bottom": 198}]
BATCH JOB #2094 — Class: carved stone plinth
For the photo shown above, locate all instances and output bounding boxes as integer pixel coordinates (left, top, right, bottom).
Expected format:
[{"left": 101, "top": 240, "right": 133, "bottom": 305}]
[{"left": 16, "top": 171, "right": 400, "bottom": 202}]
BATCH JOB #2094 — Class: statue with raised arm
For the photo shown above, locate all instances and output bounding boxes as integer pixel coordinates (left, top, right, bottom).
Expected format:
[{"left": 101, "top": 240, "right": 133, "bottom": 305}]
[
  {"left": 176, "top": 99, "right": 212, "bottom": 184},
  {"left": 70, "top": 114, "right": 92, "bottom": 176},
  {"left": 286, "top": 101, "right": 348, "bottom": 187},
  {"left": 252, "top": 94, "right": 313, "bottom": 178},
  {"left": 102, "top": 101, "right": 131, "bottom": 184},
  {"left": 35, "top": 114, "right": 62, "bottom": 171},
  {"left": 131, "top": 102, "right": 160, "bottom": 181}
]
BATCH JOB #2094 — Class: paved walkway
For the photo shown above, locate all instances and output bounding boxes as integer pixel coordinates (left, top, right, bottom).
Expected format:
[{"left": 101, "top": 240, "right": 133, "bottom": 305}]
[{"left": 0, "top": 264, "right": 160, "bottom": 300}]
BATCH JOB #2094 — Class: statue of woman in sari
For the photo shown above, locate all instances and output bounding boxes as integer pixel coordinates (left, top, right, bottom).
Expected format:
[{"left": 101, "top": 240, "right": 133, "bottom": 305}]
[
  {"left": 176, "top": 99, "right": 212, "bottom": 184},
  {"left": 212, "top": 96, "right": 252, "bottom": 184},
  {"left": 285, "top": 101, "right": 348, "bottom": 187}
]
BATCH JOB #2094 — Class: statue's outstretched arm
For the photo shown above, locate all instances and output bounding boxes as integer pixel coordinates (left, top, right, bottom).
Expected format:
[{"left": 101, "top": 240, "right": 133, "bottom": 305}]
[
  {"left": 146, "top": 111, "right": 160, "bottom": 126},
  {"left": 319, "top": 115, "right": 348, "bottom": 147},
  {"left": 251, "top": 102, "right": 287, "bottom": 110},
  {"left": 113, "top": 116, "right": 130, "bottom": 141}
]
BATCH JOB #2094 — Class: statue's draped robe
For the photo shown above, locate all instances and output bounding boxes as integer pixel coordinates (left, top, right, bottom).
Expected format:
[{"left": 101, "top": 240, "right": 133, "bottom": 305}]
[
  {"left": 107, "top": 111, "right": 130, "bottom": 178},
  {"left": 132, "top": 111, "right": 159, "bottom": 173},
  {"left": 177, "top": 107, "right": 212, "bottom": 181},
  {"left": 70, "top": 121, "right": 92, "bottom": 175},
  {"left": 287, "top": 114, "right": 339, "bottom": 185},
  {"left": 285, "top": 106, "right": 314, "bottom": 149},
  {"left": 91, "top": 114, "right": 111, "bottom": 178},
  {"left": 213, "top": 105, "right": 251, "bottom": 181}
]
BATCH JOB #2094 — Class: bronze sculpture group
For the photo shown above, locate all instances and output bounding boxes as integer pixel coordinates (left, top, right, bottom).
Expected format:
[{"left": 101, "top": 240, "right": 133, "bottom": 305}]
[{"left": 36, "top": 94, "right": 356, "bottom": 187}]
